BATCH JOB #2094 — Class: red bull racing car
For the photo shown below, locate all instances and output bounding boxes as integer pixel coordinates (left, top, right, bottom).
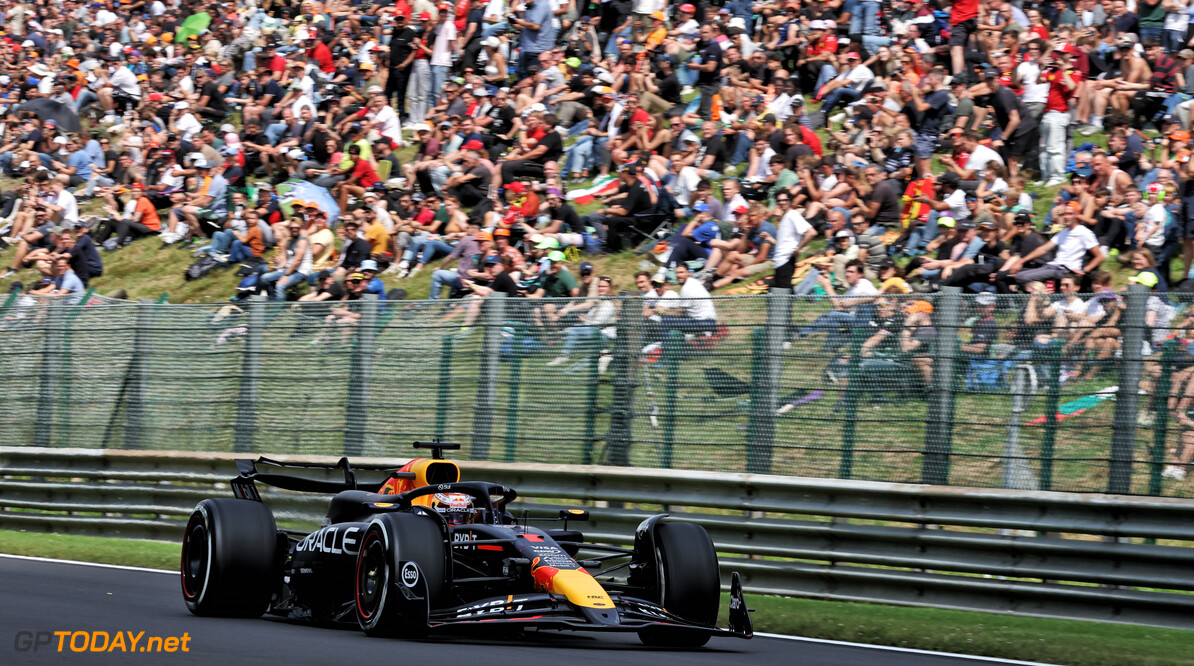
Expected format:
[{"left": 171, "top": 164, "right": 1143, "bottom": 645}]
[{"left": 180, "top": 442, "right": 753, "bottom": 647}]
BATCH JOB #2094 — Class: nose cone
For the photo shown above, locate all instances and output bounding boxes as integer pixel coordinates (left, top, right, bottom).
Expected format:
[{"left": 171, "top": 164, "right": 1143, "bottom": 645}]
[{"left": 580, "top": 606, "right": 620, "bottom": 626}]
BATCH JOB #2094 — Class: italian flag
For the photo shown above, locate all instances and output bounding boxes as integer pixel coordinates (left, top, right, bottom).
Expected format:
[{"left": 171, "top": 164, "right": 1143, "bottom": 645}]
[{"left": 566, "top": 176, "right": 620, "bottom": 205}]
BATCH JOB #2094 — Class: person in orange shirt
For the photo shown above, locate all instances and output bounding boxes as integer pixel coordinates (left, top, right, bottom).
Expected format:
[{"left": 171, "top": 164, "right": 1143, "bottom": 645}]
[
  {"left": 643, "top": 12, "right": 668, "bottom": 51},
  {"left": 96, "top": 183, "right": 160, "bottom": 248}
]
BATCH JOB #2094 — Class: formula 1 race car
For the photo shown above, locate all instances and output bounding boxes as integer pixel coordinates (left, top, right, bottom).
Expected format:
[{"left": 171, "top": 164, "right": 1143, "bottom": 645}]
[{"left": 180, "top": 442, "right": 753, "bottom": 647}]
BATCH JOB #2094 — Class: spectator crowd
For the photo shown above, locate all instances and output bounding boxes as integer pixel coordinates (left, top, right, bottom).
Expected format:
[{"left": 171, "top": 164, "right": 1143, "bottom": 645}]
[{"left": 8, "top": 0, "right": 1194, "bottom": 474}]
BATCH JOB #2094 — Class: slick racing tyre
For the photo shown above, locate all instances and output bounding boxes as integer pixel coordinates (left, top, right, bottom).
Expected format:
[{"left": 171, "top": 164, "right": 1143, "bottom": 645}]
[
  {"left": 638, "top": 521, "right": 720, "bottom": 648},
  {"left": 181, "top": 498, "right": 279, "bottom": 617},
  {"left": 355, "top": 512, "right": 446, "bottom": 638}
]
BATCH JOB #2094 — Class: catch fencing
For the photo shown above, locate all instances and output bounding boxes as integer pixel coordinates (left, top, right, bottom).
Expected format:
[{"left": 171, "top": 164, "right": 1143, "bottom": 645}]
[
  {"left": 3, "top": 447, "right": 1194, "bottom": 629},
  {"left": 3, "top": 285, "right": 1194, "bottom": 496}
]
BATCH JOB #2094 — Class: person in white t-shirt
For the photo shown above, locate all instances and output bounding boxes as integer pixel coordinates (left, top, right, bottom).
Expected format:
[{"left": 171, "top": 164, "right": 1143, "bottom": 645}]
[
  {"left": 172, "top": 103, "right": 203, "bottom": 141},
  {"left": 818, "top": 53, "right": 874, "bottom": 115},
  {"left": 771, "top": 206, "right": 816, "bottom": 289},
  {"left": 366, "top": 93, "right": 403, "bottom": 147},
  {"left": 999, "top": 204, "right": 1104, "bottom": 287},
  {"left": 940, "top": 132, "right": 1005, "bottom": 181},
  {"left": 655, "top": 264, "right": 718, "bottom": 336},
  {"left": 797, "top": 259, "right": 879, "bottom": 352},
  {"left": 1137, "top": 184, "right": 1169, "bottom": 253},
  {"left": 637, "top": 271, "right": 679, "bottom": 323},
  {"left": 429, "top": 11, "right": 457, "bottom": 107}
]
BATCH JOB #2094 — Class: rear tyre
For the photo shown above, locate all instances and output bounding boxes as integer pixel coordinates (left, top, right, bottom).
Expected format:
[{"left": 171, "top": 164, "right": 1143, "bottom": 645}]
[
  {"left": 355, "top": 512, "right": 446, "bottom": 638},
  {"left": 181, "top": 498, "right": 279, "bottom": 617},
  {"left": 637, "top": 521, "right": 720, "bottom": 648}
]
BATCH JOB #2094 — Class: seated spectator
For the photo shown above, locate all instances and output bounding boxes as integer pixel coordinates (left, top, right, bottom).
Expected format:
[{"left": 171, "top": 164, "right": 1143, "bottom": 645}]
[
  {"left": 653, "top": 264, "right": 718, "bottom": 337},
  {"left": 797, "top": 259, "right": 878, "bottom": 352},
  {"left": 547, "top": 276, "right": 620, "bottom": 367},
  {"left": 259, "top": 220, "right": 313, "bottom": 301}
]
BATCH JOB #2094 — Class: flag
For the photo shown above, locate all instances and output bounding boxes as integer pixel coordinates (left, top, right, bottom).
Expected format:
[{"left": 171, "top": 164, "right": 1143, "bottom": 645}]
[
  {"left": 566, "top": 176, "right": 620, "bottom": 205},
  {"left": 900, "top": 176, "right": 934, "bottom": 229}
]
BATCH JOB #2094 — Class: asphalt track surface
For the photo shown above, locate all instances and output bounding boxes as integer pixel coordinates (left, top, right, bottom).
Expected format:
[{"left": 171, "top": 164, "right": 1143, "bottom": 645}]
[{"left": 0, "top": 556, "right": 1053, "bottom": 665}]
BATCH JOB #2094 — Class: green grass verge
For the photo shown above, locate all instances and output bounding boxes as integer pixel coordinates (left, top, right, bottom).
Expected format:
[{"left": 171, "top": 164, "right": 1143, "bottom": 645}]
[
  {"left": 0, "top": 528, "right": 179, "bottom": 570},
  {"left": 2, "top": 528, "right": 1191, "bottom": 665}
]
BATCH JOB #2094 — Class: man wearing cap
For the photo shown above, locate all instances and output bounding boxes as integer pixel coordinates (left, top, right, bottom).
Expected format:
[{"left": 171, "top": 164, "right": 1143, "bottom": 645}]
[
  {"left": 817, "top": 51, "right": 874, "bottom": 116},
  {"left": 1083, "top": 36, "right": 1149, "bottom": 135},
  {"left": 175, "top": 158, "right": 228, "bottom": 239},
  {"left": 387, "top": 14, "right": 418, "bottom": 119},
  {"left": 1039, "top": 43, "right": 1082, "bottom": 187},
  {"left": 997, "top": 204, "right": 1104, "bottom": 289},
  {"left": 942, "top": 220, "right": 1010, "bottom": 290},
  {"left": 971, "top": 63, "right": 1039, "bottom": 180},
  {"left": 95, "top": 55, "right": 142, "bottom": 123},
  {"left": 444, "top": 149, "right": 491, "bottom": 207},
  {"left": 429, "top": 227, "right": 493, "bottom": 300}
]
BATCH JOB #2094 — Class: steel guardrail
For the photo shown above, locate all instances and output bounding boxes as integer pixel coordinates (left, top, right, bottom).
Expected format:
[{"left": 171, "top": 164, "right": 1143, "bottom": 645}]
[{"left": 3, "top": 448, "right": 1194, "bottom": 630}]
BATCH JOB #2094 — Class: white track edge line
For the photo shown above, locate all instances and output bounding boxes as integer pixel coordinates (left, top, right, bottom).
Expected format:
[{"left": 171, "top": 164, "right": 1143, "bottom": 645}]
[
  {"left": 0, "top": 554, "right": 1060, "bottom": 664},
  {"left": 754, "top": 633, "right": 1059, "bottom": 665},
  {"left": 0, "top": 552, "right": 175, "bottom": 574}
]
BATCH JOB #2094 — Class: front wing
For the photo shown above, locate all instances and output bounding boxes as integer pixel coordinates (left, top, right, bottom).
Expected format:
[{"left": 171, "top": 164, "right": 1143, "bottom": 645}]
[{"left": 428, "top": 576, "right": 753, "bottom": 639}]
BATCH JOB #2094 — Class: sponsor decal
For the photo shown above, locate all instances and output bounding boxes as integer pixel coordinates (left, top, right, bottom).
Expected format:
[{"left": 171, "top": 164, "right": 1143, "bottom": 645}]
[
  {"left": 295, "top": 526, "right": 360, "bottom": 556},
  {"left": 401, "top": 561, "right": 420, "bottom": 588}
]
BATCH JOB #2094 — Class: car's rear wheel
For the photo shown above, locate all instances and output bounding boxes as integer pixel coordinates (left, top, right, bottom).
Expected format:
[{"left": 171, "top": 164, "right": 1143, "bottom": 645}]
[
  {"left": 181, "top": 499, "right": 279, "bottom": 617},
  {"left": 637, "top": 521, "right": 720, "bottom": 648},
  {"left": 355, "top": 512, "right": 446, "bottom": 638}
]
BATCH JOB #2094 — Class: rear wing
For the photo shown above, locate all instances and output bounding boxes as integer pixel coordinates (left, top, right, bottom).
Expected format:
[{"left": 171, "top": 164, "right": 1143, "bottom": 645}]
[
  {"left": 230, "top": 456, "right": 415, "bottom": 500},
  {"left": 229, "top": 441, "right": 462, "bottom": 500}
]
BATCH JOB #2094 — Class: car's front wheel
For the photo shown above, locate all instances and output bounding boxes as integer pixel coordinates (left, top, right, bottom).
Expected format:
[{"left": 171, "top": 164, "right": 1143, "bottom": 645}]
[
  {"left": 637, "top": 521, "right": 720, "bottom": 648},
  {"left": 355, "top": 512, "right": 446, "bottom": 638}
]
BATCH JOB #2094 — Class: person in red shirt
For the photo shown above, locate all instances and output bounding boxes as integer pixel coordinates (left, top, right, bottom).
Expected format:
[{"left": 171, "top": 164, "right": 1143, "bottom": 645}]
[
  {"left": 334, "top": 144, "right": 380, "bottom": 213},
  {"left": 1040, "top": 43, "right": 1082, "bottom": 185},
  {"left": 950, "top": 0, "right": 980, "bottom": 79},
  {"left": 306, "top": 35, "right": 335, "bottom": 75}
]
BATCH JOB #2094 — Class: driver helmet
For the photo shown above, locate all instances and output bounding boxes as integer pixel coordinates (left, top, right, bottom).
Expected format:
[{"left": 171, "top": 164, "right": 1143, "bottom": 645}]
[{"left": 431, "top": 492, "right": 477, "bottom": 525}]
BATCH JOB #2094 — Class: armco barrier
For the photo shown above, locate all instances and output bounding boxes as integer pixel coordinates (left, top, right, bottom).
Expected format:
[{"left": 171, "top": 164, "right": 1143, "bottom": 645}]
[{"left": 3, "top": 447, "right": 1194, "bottom": 630}]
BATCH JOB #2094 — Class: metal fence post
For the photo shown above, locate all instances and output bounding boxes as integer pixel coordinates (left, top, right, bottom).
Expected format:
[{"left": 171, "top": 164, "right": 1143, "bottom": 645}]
[
  {"left": 923, "top": 286, "right": 961, "bottom": 484},
  {"left": 1040, "top": 339, "right": 1063, "bottom": 491},
  {"left": 436, "top": 333, "right": 454, "bottom": 440},
  {"left": 125, "top": 299, "right": 156, "bottom": 450},
  {"left": 471, "top": 292, "right": 506, "bottom": 460},
  {"left": 747, "top": 288, "right": 788, "bottom": 475},
  {"left": 661, "top": 330, "right": 682, "bottom": 469},
  {"left": 54, "top": 289, "right": 96, "bottom": 445},
  {"left": 345, "top": 294, "right": 379, "bottom": 456},
  {"left": 234, "top": 295, "right": 266, "bottom": 453},
  {"left": 582, "top": 329, "right": 601, "bottom": 465},
  {"left": 606, "top": 296, "right": 643, "bottom": 467},
  {"left": 35, "top": 299, "right": 65, "bottom": 447},
  {"left": 841, "top": 327, "right": 866, "bottom": 480},
  {"left": 504, "top": 323, "right": 523, "bottom": 463},
  {"left": 1110, "top": 284, "right": 1148, "bottom": 494},
  {"left": 1149, "top": 339, "right": 1177, "bottom": 496}
]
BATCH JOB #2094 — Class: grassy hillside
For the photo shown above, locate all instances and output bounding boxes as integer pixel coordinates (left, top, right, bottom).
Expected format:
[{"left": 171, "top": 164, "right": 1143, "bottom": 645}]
[{"left": 0, "top": 115, "right": 1154, "bottom": 303}]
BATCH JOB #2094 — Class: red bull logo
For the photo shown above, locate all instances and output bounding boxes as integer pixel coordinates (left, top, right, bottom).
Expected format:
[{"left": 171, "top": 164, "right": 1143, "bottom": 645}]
[{"left": 530, "top": 557, "right": 561, "bottom": 593}]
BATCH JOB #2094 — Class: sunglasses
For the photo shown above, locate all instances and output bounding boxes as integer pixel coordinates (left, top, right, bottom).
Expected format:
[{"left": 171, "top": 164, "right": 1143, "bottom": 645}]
[
  {"left": 347, "top": 279, "right": 363, "bottom": 284},
  {"left": 598, "top": 276, "right": 612, "bottom": 283}
]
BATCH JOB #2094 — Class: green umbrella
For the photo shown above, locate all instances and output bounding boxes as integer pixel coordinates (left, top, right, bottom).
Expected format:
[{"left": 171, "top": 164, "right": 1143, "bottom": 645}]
[{"left": 172, "top": 12, "right": 212, "bottom": 45}]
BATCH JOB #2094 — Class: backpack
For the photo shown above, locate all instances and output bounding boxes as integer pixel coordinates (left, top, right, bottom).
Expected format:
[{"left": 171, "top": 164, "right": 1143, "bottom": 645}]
[{"left": 185, "top": 254, "right": 223, "bottom": 281}]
